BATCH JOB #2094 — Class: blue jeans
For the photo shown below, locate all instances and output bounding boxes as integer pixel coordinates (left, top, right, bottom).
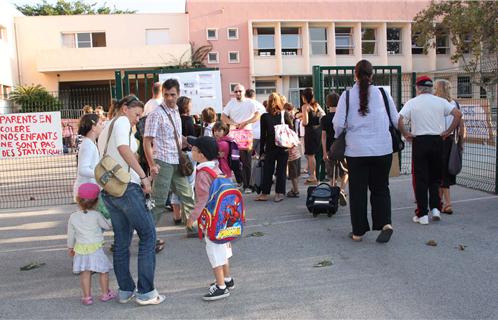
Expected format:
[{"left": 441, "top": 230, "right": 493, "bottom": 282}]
[{"left": 102, "top": 183, "right": 158, "bottom": 300}]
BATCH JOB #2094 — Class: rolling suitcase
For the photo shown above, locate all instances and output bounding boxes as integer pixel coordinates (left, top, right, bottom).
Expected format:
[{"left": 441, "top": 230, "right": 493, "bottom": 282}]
[
  {"left": 305, "top": 166, "right": 340, "bottom": 217},
  {"left": 250, "top": 159, "right": 264, "bottom": 194}
]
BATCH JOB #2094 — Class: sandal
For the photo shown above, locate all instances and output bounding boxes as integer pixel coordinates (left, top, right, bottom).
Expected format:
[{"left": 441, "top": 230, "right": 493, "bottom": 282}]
[
  {"left": 274, "top": 194, "right": 284, "bottom": 202},
  {"left": 376, "top": 227, "right": 393, "bottom": 243},
  {"left": 304, "top": 178, "right": 318, "bottom": 185},
  {"left": 442, "top": 204, "right": 453, "bottom": 215},
  {"left": 254, "top": 195, "right": 269, "bottom": 201},
  {"left": 155, "top": 241, "right": 165, "bottom": 253},
  {"left": 100, "top": 290, "right": 117, "bottom": 302},
  {"left": 286, "top": 190, "right": 300, "bottom": 198},
  {"left": 81, "top": 296, "right": 93, "bottom": 305},
  {"left": 348, "top": 232, "right": 362, "bottom": 242}
]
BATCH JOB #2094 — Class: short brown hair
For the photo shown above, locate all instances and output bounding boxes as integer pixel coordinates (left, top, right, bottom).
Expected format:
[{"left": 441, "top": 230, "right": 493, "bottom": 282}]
[
  {"left": 76, "top": 196, "right": 99, "bottom": 213},
  {"left": 202, "top": 107, "right": 216, "bottom": 124},
  {"left": 267, "top": 92, "right": 284, "bottom": 115},
  {"left": 212, "top": 121, "right": 229, "bottom": 136}
]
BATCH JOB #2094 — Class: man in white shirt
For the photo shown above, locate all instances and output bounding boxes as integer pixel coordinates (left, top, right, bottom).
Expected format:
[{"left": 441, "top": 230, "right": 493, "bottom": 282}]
[
  {"left": 245, "top": 88, "right": 266, "bottom": 156},
  {"left": 221, "top": 84, "right": 261, "bottom": 193},
  {"left": 143, "top": 82, "right": 163, "bottom": 116},
  {"left": 398, "top": 76, "right": 462, "bottom": 225}
]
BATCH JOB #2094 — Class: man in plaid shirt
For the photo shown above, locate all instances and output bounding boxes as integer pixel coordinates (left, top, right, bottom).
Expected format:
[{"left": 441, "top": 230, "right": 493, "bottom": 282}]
[{"left": 143, "top": 79, "right": 196, "bottom": 238}]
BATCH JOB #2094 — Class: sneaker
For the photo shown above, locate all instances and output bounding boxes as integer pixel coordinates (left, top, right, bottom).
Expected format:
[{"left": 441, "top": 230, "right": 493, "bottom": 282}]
[
  {"left": 412, "top": 215, "right": 429, "bottom": 225},
  {"left": 244, "top": 188, "right": 253, "bottom": 194},
  {"left": 431, "top": 208, "right": 441, "bottom": 221},
  {"left": 210, "top": 278, "right": 235, "bottom": 290},
  {"left": 81, "top": 296, "right": 93, "bottom": 305},
  {"left": 202, "top": 285, "right": 230, "bottom": 301},
  {"left": 135, "top": 294, "right": 165, "bottom": 306},
  {"left": 100, "top": 290, "right": 117, "bottom": 302},
  {"left": 118, "top": 291, "right": 135, "bottom": 304},
  {"left": 339, "top": 190, "right": 348, "bottom": 207}
]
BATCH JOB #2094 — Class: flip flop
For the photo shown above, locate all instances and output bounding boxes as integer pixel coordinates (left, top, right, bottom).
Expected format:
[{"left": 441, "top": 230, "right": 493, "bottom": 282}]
[
  {"left": 376, "top": 228, "right": 393, "bottom": 243},
  {"left": 348, "top": 232, "right": 362, "bottom": 242},
  {"left": 254, "top": 196, "right": 268, "bottom": 201},
  {"left": 442, "top": 205, "right": 453, "bottom": 214},
  {"left": 155, "top": 242, "right": 165, "bottom": 253},
  {"left": 156, "top": 239, "right": 165, "bottom": 246}
]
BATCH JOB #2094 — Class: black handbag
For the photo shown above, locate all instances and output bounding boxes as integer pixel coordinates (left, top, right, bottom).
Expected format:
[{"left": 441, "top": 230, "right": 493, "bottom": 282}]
[
  {"left": 379, "top": 87, "right": 405, "bottom": 153},
  {"left": 329, "top": 90, "right": 349, "bottom": 161}
]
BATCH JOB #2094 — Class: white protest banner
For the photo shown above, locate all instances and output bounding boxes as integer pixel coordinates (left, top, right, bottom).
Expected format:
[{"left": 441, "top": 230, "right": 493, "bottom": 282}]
[
  {"left": 0, "top": 112, "right": 63, "bottom": 158},
  {"left": 460, "top": 103, "right": 494, "bottom": 145}
]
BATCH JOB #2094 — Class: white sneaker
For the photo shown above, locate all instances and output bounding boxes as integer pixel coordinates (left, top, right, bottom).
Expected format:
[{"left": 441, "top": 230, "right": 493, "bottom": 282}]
[
  {"left": 135, "top": 295, "right": 165, "bottom": 306},
  {"left": 431, "top": 208, "right": 441, "bottom": 221},
  {"left": 412, "top": 215, "right": 429, "bottom": 225}
]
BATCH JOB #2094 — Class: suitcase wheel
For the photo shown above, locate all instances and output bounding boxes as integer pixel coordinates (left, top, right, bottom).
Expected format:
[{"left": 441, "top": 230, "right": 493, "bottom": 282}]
[{"left": 312, "top": 210, "right": 319, "bottom": 218}]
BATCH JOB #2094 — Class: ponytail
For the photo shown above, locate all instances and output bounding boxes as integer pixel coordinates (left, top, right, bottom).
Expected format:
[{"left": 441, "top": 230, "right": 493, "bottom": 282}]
[{"left": 355, "top": 60, "right": 373, "bottom": 116}]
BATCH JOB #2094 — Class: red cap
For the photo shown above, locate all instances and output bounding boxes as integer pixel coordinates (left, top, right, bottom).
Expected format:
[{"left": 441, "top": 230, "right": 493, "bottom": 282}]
[
  {"left": 415, "top": 75, "right": 433, "bottom": 87},
  {"left": 78, "top": 183, "right": 100, "bottom": 200}
]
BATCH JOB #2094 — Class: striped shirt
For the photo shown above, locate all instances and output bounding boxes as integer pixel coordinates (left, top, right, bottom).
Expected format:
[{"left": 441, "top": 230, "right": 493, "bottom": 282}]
[{"left": 144, "top": 103, "right": 182, "bottom": 164}]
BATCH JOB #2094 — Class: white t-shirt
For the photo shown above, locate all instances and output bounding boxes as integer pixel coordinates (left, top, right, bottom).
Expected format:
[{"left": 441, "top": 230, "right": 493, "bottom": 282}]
[
  {"left": 399, "top": 94, "right": 454, "bottom": 136},
  {"left": 445, "top": 100, "right": 460, "bottom": 129},
  {"left": 73, "top": 137, "right": 99, "bottom": 199},
  {"left": 143, "top": 98, "right": 163, "bottom": 116},
  {"left": 223, "top": 98, "right": 258, "bottom": 130},
  {"left": 250, "top": 99, "right": 267, "bottom": 139},
  {"left": 98, "top": 116, "right": 140, "bottom": 185}
]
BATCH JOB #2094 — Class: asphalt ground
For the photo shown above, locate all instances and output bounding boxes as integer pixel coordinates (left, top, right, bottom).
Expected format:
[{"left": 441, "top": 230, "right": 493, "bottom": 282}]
[{"left": 1, "top": 175, "right": 497, "bottom": 319}]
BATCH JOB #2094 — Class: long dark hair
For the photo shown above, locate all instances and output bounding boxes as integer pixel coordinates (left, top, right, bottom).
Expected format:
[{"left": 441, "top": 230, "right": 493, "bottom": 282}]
[
  {"left": 355, "top": 60, "right": 373, "bottom": 116},
  {"left": 301, "top": 88, "right": 317, "bottom": 109},
  {"left": 78, "top": 113, "right": 99, "bottom": 136},
  {"left": 177, "top": 96, "right": 192, "bottom": 115}
]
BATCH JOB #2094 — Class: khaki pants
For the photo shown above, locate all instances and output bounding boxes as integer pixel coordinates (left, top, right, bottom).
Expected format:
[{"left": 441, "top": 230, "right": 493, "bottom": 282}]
[{"left": 151, "top": 159, "right": 195, "bottom": 225}]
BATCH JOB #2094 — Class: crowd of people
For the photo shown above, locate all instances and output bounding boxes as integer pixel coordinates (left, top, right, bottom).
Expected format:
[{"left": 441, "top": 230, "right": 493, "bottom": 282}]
[{"left": 68, "top": 59, "right": 464, "bottom": 306}]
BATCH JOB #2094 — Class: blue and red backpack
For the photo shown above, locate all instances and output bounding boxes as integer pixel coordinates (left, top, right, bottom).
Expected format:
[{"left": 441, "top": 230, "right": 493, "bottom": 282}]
[{"left": 197, "top": 167, "right": 245, "bottom": 244}]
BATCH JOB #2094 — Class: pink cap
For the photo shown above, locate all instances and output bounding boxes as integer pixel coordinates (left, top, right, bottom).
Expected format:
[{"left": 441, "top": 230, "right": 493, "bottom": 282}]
[{"left": 78, "top": 183, "right": 100, "bottom": 200}]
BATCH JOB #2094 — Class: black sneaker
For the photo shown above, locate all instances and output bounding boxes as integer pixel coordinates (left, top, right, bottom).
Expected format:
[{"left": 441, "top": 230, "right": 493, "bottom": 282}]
[
  {"left": 210, "top": 278, "right": 235, "bottom": 290},
  {"left": 202, "top": 285, "right": 230, "bottom": 301}
]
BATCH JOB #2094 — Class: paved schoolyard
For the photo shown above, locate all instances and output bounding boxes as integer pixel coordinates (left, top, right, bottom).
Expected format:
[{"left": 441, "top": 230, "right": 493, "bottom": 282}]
[{"left": 0, "top": 176, "right": 497, "bottom": 319}]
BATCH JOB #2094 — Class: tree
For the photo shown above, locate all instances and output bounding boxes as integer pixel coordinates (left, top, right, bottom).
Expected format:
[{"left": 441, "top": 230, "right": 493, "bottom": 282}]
[
  {"left": 9, "top": 85, "right": 62, "bottom": 113},
  {"left": 164, "top": 42, "right": 214, "bottom": 69},
  {"left": 15, "top": 0, "right": 136, "bottom": 16},
  {"left": 413, "top": 1, "right": 497, "bottom": 88}
]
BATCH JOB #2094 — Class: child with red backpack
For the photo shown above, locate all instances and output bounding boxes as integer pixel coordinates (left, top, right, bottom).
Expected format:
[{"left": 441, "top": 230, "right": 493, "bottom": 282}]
[
  {"left": 186, "top": 136, "right": 245, "bottom": 301},
  {"left": 212, "top": 121, "right": 243, "bottom": 183}
]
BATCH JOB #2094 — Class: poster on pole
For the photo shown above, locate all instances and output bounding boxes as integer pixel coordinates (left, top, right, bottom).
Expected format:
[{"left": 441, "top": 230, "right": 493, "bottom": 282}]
[
  {"left": 0, "top": 112, "right": 63, "bottom": 158},
  {"left": 158, "top": 70, "right": 223, "bottom": 115}
]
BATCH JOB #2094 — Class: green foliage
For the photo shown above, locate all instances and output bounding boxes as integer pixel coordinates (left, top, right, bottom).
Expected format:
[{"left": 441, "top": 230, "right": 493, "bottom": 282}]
[
  {"left": 15, "top": 0, "right": 136, "bottom": 16},
  {"left": 413, "top": 0, "right": 497, "bottom": 79},
  {"left": 165, "top": 42, "right": 213, "bottom": 69},
  {"left": 9, "top": 85, "right": 63, "bottom": 113}
]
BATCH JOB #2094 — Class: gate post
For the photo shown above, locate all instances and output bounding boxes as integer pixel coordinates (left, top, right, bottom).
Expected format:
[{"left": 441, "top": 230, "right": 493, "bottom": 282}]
[
  {"left": 114, "top": 70, "right": 123, "bottom": 100},
  {"left": 312, "top": 65, "right": 322, "bottom": 106}
]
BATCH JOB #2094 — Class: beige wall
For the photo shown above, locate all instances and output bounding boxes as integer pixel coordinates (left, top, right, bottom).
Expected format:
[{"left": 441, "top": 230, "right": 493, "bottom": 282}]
[
  {"left": 0, "top": 3, "right": 21, "bottom": 89},
  {"left": 15, "top": 13, "right": 190, "bottom": 91}
]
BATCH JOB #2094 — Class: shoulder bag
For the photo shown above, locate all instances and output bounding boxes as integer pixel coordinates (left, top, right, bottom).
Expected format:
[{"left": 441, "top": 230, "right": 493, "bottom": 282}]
[
  {"left": 329, "top": 90, "right": 349, "bottom": 161},
  {"left": 163, "top": 107, "right": 194, "bottom": 177},
  {"left": 379, "top": 87, "right": 405, "bottom": 153},
  {"left": 94, "top": 118, "right": 131, "bottom": 197},
  {"left": 275, "top": 111, "right": 300, "bottom": 148},
  {"left": 448, "top": 101, "right": 463, "bottom": 175}
]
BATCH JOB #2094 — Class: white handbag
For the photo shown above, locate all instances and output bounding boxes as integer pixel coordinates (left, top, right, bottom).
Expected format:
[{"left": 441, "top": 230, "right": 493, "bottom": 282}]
[{"left": 274, "top": 111, "right": 300, "bottom": 148}]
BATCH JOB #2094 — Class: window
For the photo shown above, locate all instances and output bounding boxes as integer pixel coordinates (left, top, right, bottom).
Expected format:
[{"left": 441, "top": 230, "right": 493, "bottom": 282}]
[
  {"left": 281, "top": 27, "right": 301, "bottom": 55},
  {"left": 229, "top": 83, "right": 239, "bottom": 92},
  {"left": 335, "top": 27, "right": 353, "bottom": 55},
  {"left": 1, "top": 85, "right": 11, "bottom": 100},
  {"left": 206, "top": 28, "right": 218, "bottom": 40},
  {"left": 228, "top": 51, "right": 240, "bottom": 63},
  {"left": 462, "top": 33, "right": 472, "bottom": 54},
  {"left": 457, "top": 76, "right": 472, "bottom": 98},
  {"left": 207, "top": 52, "right": 219, "bottom": 64},
  {"left": 255, "top": 80, "right": 276, "bottom": 95},
  {"left": 227, "top": 28, "right": 239, "bottom": 40},
  {"left": 387, "top": 28, "right": 402, "bottom": 54},
  {"left": 480, "top": 77, "right": 490, "bottom": 99},
  {"left": 289, "top": 76, "right": 313, "bottom": 106},
  {"left": 253, "top": 27, "right": 275, "bottom": 56},
  {"left": 361, "top": 28, "right": 376, "bottom": 55},
  {"left": 310, "top": 27, "right": 327, "bottom": 55},
  {"left": 411, "top": 32, "right": 424, "bottom": 54},
  {"left": 436, "top": 27, "right": 449, "bottom": 54},
  {"left": 61, "top": 32, "right": 106, "bottom": 48},
  {"left": 146, "top": 29, "right": 170, "bottom": 45}
]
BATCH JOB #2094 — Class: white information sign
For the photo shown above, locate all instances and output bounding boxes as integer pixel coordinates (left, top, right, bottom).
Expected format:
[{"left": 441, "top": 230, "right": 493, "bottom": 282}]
[
  {"left": 159, "top": 70, "right": 223, "bottom": 115},
  {"left": 0, "top": 112, "right": 63, "bottom": 158}
]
